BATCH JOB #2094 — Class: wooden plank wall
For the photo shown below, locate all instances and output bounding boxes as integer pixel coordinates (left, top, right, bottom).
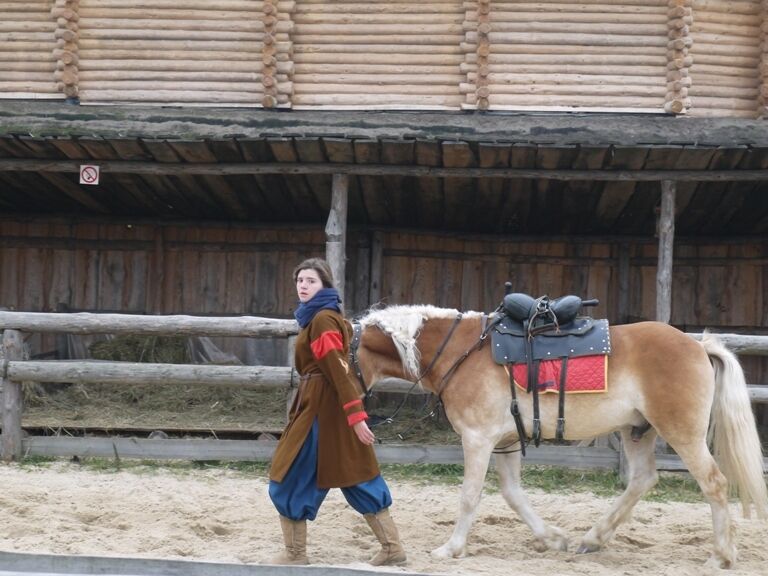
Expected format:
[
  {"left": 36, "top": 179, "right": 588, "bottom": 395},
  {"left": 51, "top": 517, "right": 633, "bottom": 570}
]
[
  {"left": 76, "top": 0, "right": 294, "bottom": 106},
  {"left": 0, "top": 0, "right": 61, "bottom": 100},
  {"left": 472, "top": 0, "right": 669, "bottom": 112},
  {"left": 1, "top": 218, "right": 766, "bottom": 378},
  {"left": 291, "top": 0, "right": 465, "bottom": 109},
  {"left": 688, "top": 0, "right": 763, "bottom": 118}
]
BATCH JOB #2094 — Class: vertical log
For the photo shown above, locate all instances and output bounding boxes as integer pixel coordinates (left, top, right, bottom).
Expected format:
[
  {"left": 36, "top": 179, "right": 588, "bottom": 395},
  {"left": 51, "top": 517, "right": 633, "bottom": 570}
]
[
  {"left": 1, "top": 329, "right": 25, "bottom": 462},
  {"left": 617, "top": 242, "right": 630, "bottom": 324},
  {"left": 285, "top": 334, "right": 297, "bottom": 422},
  {"left": 51, "top": 0, "right": 80, "bottom": 102},
  {"left": 664, "top": 1, "right": 693, "bottom": 115},
  {"left": 760, "top": 0, "right": 768, "bottom": 117},
  {"left": 369, "top": 230, "right": 384, "bottom": 305},
  {"left": 656, "top": 180, "right": 676, "bottom": 323},
  {"left": 325, "top": 173, "right": 349, "bottom": 305},
  {"left": 55, "top": 302, "right": 70, "bottom": 358},
  {"left": 151, "top": 227, "right": 165, "bottom": 314},
  {"left": 353, "top": 232, "right": 371, "bottom": 314}
]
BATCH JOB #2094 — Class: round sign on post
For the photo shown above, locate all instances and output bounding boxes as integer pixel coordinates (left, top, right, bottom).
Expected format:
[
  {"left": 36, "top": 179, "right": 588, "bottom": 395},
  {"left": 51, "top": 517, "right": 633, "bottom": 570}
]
[{"left": 79, "top": 164, "right": 100, "bottom": 185}]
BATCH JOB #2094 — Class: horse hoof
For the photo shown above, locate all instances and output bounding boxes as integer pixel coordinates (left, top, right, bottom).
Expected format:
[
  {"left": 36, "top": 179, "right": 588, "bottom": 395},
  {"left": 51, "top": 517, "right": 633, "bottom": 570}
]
[
  {"left": 431, "top": 544, "right": 464, "bottom": 559},
  {"left": 534, "top": 536, "right": 568, "bottom": 553},
  {"left": 577, "top": 542, "right": 600, "bottom": 554},
  {"left": 705, "top": 555, "right": 735, "bottom": 570},
  {"left": 430, "top": 546, "right": 452, "bottom": 559}
]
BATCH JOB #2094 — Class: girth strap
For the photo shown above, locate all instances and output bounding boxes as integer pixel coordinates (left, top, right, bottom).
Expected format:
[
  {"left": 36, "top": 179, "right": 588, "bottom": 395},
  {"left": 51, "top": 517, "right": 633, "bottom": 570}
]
[
  {"left": 507, "top": 364, "right": 527, "bottom": 457},
  {"left": 556, "top": 356, "right": 567, "bottom": 442}
]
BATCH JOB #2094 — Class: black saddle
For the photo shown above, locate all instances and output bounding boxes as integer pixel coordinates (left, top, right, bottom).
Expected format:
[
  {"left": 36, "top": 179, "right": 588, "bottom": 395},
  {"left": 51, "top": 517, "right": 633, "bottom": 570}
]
[{"left": 491, "top": 291, "right": 611, "bottom": 451}]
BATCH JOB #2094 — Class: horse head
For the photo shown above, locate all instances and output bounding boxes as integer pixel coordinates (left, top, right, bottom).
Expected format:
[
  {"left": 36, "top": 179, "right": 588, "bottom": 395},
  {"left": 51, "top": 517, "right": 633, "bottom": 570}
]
[{"left": 352, "top": 305, "right": 484, "bottom": 395}]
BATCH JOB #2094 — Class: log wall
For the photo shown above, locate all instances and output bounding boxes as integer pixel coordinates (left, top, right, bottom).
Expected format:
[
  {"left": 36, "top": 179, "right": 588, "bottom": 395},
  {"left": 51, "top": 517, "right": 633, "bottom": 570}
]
[
  {"left": 291, "top": 0, "right": 465, "bottom": 109},
  {"left": 3, "top": 1, "right": 768, "bottom": 116},
  {"left": 471, "top": 0, "right": 669, "bottom": 112},
  {"left": 0, "top": 0, "right": 61, "bottom": 100},
  {"left": 75, "top": 0, "right": 294, "bottom": 106},
  {"left": 688, "top": 0, "right": 763, "bottom": 118}
]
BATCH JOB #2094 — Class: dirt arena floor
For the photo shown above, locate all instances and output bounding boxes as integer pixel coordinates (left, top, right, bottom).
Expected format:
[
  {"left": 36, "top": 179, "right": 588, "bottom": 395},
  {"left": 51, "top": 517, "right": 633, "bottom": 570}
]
[{"left": 0, "top": 462, "right": 766, "bottom": 576}]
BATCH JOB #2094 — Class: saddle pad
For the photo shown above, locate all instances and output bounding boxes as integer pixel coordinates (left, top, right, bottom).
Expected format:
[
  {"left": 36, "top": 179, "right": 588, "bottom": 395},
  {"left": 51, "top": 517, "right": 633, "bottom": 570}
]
[
  {"left": 491, "top": 318, "right": 611, "bottom": 364},
  {"left": 508, "top": 355, "right": 608, "bottom": 394}
]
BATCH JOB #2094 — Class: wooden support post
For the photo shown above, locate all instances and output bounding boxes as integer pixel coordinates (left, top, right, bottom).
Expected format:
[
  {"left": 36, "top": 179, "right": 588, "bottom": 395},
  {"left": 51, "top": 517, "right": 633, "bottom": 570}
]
[
  {"left": 55, "top": 302, "right": 69, "bottom": 359},
  {"left": 656, "top": 180, "right": 676, "bottom": 324},
  {"left": 1, "top": 329, "right": 24, "bottom": 462},
  {"left": 369, "top": 230, "right": 383, "bottom": 305},
  {"left": 325, "top": 173, "right": 348, "bottom": 305},
  {"left": 617, "top": 243, "right": 630, "bottom": 324},
  {"left": 285, "top": 334, "right": 297, "bottom": 423},
  {"left": 353, "top": 233, "right": 371, "bottom": 314}
]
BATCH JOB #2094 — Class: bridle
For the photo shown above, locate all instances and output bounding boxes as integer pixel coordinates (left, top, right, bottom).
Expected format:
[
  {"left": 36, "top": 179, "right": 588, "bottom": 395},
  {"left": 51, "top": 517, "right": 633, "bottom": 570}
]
[
  {"left": 349, "top": 312, "right": 500, "bottom": 428},
  {"left": 350, "top": 311, "right": 519, "bottom": 452},
  {"left": 349, "top": 313, "right": 464, "bottom": 396}
]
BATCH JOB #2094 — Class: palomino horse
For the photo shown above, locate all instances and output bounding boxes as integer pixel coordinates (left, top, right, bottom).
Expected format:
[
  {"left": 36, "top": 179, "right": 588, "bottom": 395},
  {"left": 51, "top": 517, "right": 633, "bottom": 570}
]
[{"left": 354, "top": 305, "right": 767, "bottom": 568}]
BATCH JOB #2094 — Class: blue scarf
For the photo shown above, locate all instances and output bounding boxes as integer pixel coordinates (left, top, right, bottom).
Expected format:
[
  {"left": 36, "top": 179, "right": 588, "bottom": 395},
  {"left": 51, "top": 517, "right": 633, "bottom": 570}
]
[{"left": 294, "top": 288, "right": 341, "bottom": 328}]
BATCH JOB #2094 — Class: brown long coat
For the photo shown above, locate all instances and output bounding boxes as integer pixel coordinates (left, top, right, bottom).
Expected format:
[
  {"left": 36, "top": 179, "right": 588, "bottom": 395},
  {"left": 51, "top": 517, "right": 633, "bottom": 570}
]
[{"left": 269, "top": 309, "right": 379, "bottom": 489}]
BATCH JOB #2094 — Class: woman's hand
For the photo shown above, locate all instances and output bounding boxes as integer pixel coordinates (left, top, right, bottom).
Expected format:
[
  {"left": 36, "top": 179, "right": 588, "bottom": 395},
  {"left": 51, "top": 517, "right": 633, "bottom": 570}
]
[{"left": 353, "top": 420, "right": 375, "bottom": 445}]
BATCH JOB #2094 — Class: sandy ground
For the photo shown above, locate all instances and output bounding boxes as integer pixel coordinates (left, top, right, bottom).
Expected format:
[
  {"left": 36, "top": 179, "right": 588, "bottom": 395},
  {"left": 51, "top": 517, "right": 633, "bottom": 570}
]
[{"left": 0, "top": 463, "right": 766, "bottom": 576}]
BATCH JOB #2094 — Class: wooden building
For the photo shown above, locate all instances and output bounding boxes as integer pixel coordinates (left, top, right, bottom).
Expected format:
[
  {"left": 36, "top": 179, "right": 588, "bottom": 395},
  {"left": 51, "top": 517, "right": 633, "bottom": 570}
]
[{"left": 1, "top": 1, "right": 767, "bottom": 397}]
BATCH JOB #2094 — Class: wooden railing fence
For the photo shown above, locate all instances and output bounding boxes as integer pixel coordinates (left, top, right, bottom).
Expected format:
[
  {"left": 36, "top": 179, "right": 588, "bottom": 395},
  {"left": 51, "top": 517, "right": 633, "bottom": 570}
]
[{"left": 1, "top": 310, "right": 766, "bottom": 471}]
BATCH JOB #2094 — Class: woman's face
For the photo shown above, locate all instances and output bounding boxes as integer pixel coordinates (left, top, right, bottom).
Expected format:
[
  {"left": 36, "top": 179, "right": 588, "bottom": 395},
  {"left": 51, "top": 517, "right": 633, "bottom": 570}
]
[{"left": 296, "top": 268, "right": 324, "bottom": 303}]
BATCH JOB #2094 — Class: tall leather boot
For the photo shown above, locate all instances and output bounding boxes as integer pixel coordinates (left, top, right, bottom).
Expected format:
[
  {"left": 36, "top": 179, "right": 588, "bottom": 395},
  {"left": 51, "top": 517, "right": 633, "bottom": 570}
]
[
  {"left": 269, "top": 515, "right": 308, "bottom": 565},
  {"left": 364, "top": 508, "right": 407, "bottom": 566}
]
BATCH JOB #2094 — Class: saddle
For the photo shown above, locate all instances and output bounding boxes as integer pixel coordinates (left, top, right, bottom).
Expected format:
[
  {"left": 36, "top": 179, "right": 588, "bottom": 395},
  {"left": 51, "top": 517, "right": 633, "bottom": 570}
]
[{"left": 491, "top": 290, "right": 611, "bottom": 454}]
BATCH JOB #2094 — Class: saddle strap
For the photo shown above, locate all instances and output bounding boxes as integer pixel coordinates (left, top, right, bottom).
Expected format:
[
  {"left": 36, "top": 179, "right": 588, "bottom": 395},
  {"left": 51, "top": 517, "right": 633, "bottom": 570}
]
[
  {"left": 507, "top": 365, "right": 527, "bottom": 457},
  {"left": 523, "top": 322, "right": 542, "bottom": 447},
  {"left": 531, "top": 359, "right": 541, "bottom": 446},
  {"left": 556, "top": 356, "right": 567, "bottom": 442}
]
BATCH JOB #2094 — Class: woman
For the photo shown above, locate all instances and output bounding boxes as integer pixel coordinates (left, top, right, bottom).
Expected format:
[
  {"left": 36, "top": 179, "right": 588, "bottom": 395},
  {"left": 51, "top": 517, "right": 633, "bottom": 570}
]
[{"left": 268, "top": 258, "right": 406, "bottom": 566}]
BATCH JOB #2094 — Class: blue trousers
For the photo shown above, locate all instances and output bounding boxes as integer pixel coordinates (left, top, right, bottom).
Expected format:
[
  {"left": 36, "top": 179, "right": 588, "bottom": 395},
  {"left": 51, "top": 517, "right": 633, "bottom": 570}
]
[{"left": 269, "top": 419, "right": 392, "bottom": 521}]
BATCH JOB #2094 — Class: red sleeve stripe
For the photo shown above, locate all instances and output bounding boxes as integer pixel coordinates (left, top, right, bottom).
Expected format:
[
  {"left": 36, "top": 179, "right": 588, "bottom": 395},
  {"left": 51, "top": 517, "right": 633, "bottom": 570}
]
[
  {"left": 343, "top": 399, "right": 363, "bottom": 411},
  {"left": 310, "top": 330, "right": 344, "bottom": 360},
  {"left": 347, "top": 411, "right": 368, "bottom": 427}
]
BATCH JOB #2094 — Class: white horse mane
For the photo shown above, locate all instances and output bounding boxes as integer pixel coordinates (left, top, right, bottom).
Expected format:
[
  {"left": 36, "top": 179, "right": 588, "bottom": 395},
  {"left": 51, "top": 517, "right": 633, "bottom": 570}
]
[{"left": 358, "top": 305, "right": 482, "bottom": 378}]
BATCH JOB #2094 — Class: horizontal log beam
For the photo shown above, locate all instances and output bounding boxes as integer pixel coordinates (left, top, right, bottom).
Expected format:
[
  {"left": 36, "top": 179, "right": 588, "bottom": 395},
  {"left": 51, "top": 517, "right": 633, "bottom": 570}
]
[
  {"left": 21, "top": 437, "right": 768, "bottom": 471},
  {"left": 748, "top": 386, "right": 768, "bottom": 403},
  {"left": 2, "top": 358, "right": 421, "bottom": 394},
  {"left": 7, "top": 361, "right": 295, "bottom": 388},
  {"left": 3, "top": 159, "right": 768, "bottom": 182},
  {"left": 0, "top": 311, "right": 298, "bottom": 336},
  {"left": 687, "top": 333, "right": 768, "bottom": 356},
  {"left": 21, "top": 436, "right": 620, "bottom": 469}
]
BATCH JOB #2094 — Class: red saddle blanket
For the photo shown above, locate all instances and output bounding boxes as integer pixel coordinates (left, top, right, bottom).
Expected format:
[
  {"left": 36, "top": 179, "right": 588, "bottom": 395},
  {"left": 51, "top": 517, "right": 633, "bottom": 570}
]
[{"left": 509, "top": 355, "right": 608, "bottom": 394}]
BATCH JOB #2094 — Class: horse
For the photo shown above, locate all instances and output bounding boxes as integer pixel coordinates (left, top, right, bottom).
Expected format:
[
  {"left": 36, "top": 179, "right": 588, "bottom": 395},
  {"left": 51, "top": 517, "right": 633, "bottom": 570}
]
[{"left": 352, "top": 304, "right": 768, "bottom": 569}]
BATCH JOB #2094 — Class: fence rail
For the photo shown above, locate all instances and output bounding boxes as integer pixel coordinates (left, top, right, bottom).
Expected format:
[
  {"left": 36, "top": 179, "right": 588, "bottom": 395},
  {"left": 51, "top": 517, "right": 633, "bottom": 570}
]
[{"left": 2, "top": 310, "right": 767, "bottom": 469}]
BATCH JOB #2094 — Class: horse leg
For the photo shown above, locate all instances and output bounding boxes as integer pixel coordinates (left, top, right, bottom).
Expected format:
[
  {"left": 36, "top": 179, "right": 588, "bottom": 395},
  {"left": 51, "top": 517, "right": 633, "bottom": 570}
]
[
  {"left": 431, "top": 433, "right": 494, "bottom": 559},
  {"left": 669, "top": 440, "right": 736, "bottom": 568},
  {"left": 495, "top": 450, "right": 569, "bottom": 552},
  {"left": 578, "top": 428, "right": 659, "bottom": 553}
]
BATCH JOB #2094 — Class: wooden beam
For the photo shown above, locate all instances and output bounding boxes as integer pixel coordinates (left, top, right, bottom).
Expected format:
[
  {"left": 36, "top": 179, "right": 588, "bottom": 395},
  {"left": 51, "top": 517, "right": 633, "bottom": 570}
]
[
  {"left": 656, "top": 180, "right": 676, "bottom": 323},
  {"left": 617, "top": 242, "right": 631, "bottom": 324},
  {"left": 1, "top": 329, "right": 24, "bottom": 462},
  {"left": 5, "top": 159, "right": 768, "bottom": 181},
  {"left": 0, "top": 311, "right": 298, "bottom": 337},
  {"left": 326, "top": 173, "right": 349, "bottom": 303},
  {"left": 7, "top": 360, "right": 292, "bottom": 388},
  {"left": 369, "top": 230, "right": 384, "bottom": 305}
]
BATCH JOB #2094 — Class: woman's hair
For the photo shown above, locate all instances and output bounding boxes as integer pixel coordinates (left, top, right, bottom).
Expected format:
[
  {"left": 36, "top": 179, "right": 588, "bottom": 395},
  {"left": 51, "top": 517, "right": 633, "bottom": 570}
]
[{"left": 293, "top": 258, "right": 335, "bottom": 288}]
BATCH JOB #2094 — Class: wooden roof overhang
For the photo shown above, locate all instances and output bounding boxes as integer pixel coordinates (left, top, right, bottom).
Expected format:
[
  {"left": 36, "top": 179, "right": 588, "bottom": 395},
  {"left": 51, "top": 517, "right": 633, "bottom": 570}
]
[{"left": 1, "top": 102, "right": 768, "bottom": 237}]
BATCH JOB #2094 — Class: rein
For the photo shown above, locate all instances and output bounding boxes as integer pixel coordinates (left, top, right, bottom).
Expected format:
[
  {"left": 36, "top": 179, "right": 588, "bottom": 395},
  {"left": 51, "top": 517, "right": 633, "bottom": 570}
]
[{"left": 350, "top": 312, "right": 501, "bottom": 438}]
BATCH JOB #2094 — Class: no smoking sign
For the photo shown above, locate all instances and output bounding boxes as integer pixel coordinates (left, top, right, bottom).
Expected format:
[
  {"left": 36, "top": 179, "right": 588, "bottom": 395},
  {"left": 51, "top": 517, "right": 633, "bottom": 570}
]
[{"left": 79, "top": 164, "right": 100, "bottom": 185}]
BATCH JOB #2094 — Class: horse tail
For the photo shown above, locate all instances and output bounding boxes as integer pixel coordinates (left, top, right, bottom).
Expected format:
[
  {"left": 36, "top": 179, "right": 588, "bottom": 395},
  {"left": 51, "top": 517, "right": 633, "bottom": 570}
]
[{"left": 702, "top": 331, "right": 768, "bottom": 519}]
